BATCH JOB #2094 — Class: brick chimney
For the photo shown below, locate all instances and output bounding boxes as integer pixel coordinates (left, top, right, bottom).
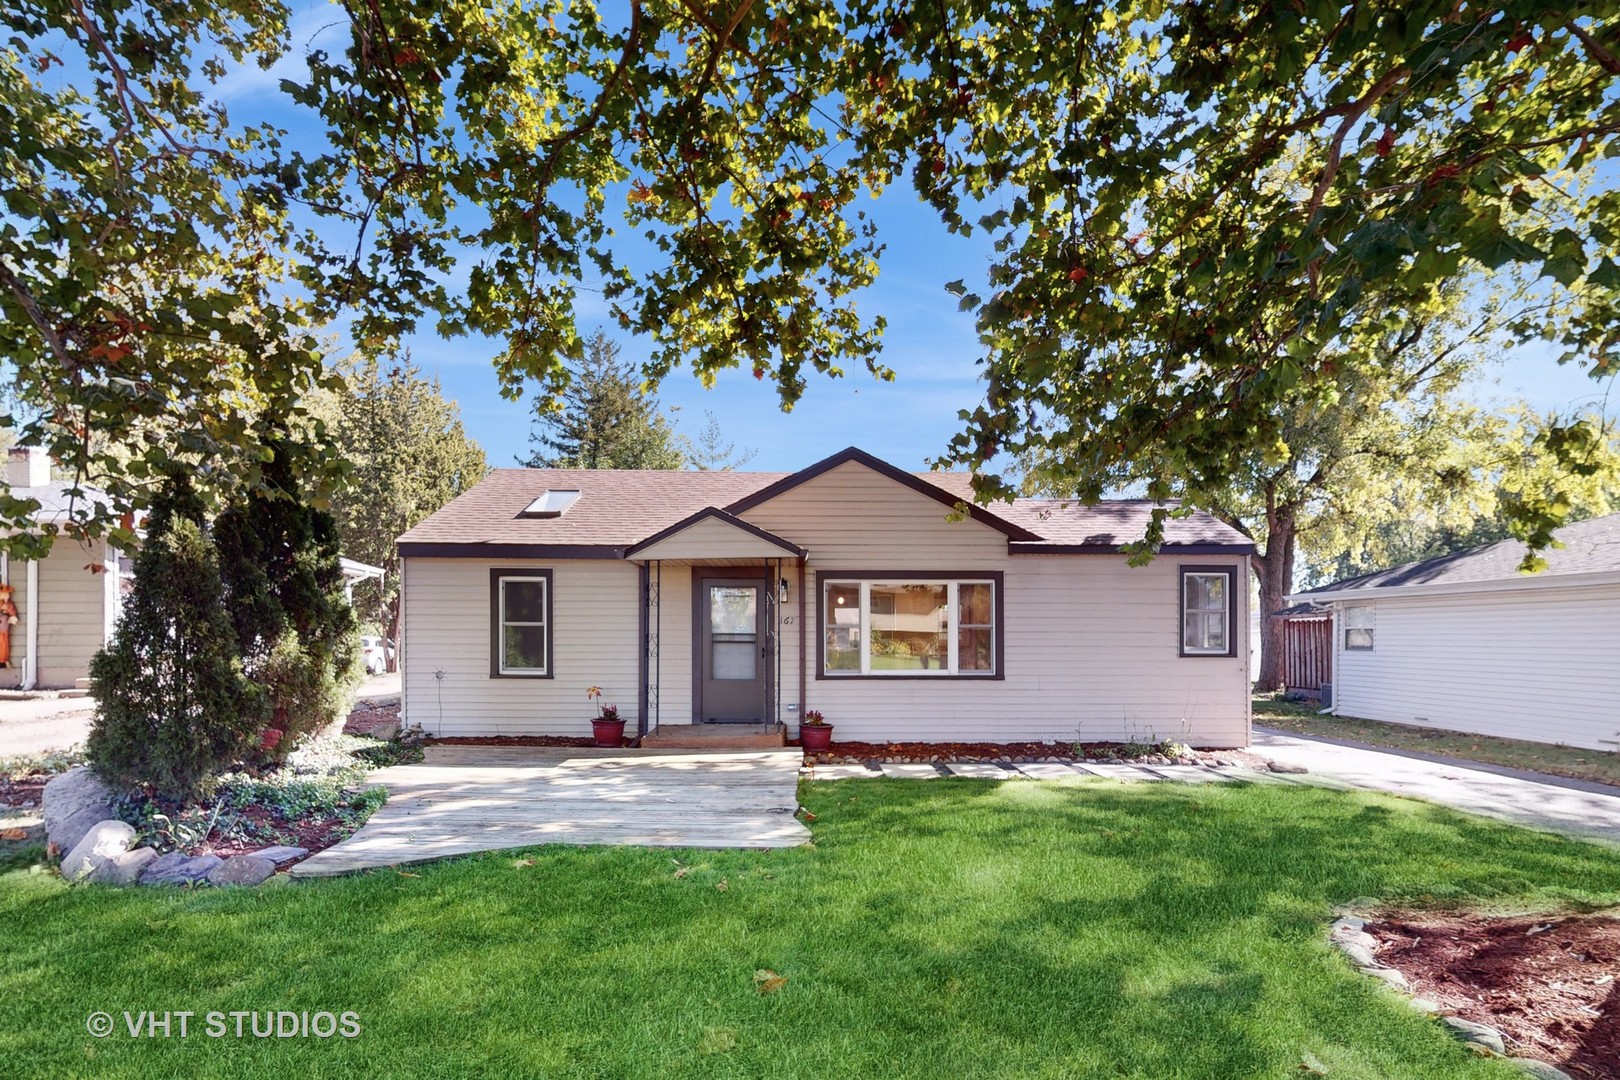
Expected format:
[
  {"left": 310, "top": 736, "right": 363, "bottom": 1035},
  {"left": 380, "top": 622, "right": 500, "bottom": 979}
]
[{"left": 6, "top": 446, "right": 51, "bottom": 488}]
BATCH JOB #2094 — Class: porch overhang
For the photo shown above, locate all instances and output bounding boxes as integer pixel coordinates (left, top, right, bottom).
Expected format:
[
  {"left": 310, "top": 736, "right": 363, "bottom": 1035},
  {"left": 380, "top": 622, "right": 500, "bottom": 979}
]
[{"left": 624, "top": 507, "right": 806, "bottom": 564}]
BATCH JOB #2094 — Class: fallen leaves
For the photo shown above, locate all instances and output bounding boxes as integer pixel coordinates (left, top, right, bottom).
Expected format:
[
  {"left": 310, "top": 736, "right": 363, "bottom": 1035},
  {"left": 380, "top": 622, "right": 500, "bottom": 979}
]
[
  {"left": 0, "top": 828, "right": 29, "bottom": 841},
  {"left": 753, "top": 969, "right": 787, "bottom": 994}
]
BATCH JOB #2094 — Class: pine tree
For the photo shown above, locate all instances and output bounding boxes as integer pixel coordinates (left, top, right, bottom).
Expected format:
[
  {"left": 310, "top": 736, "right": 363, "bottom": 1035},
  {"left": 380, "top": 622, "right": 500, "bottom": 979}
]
[
  {"left": 214, "top": 440, "right": 361, "bottom": 748},
  {"left": 522, "top": 332, "right": 685, "bottom": 469},
  {"left": 87, "top": 479, "right": 265, "bottom": 800}
]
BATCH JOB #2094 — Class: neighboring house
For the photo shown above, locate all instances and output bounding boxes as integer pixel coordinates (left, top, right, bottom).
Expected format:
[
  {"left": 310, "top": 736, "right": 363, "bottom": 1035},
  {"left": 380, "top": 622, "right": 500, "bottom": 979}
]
[
  {"left": 0, "top": 446, "right": 384, "bottom": 691},
  {"left": 0, "top": 447, "right": 122, "bottom": 691},
  {"left": 1288, "top": 514, "right": 1620, "bottom": 751},
  {"left": 396, "top": 447, "right": 1256, "bottom": 746}
]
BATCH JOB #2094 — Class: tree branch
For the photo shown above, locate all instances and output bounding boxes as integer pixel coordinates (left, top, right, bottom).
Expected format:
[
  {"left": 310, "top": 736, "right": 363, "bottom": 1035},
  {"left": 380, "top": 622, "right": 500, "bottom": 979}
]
[{"left": 1567, "top": 20, "right": 1620, "bottom": 75}]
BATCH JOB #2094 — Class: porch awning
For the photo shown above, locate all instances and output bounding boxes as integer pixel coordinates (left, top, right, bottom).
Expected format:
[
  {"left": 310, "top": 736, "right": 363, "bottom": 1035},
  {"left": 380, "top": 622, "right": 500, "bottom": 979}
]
[{"left": 624, "top": 507, "right": 806, "bottom": 564}]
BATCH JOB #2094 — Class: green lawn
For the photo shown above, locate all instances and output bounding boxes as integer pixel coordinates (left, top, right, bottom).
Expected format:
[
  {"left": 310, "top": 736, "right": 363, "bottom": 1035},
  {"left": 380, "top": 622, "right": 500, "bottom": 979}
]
[
  {"left": 1254, "top": 696, "right": 1620, "bottom": 788},
  {"left": 3, "top": 779, "right": 1618, "bottom": 1079}
]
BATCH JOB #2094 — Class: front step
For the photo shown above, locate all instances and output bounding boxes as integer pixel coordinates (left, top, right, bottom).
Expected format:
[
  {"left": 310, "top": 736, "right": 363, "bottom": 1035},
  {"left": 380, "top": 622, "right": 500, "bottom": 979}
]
[{"left": 641, "top": 723, "right": 787, "bottom": 750}]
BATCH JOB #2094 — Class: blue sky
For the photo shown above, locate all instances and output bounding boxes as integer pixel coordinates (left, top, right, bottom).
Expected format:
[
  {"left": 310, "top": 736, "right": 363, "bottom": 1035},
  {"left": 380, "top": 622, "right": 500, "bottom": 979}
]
[{"left": 238, "top": 3, "right": 1614, "bottom": 475}]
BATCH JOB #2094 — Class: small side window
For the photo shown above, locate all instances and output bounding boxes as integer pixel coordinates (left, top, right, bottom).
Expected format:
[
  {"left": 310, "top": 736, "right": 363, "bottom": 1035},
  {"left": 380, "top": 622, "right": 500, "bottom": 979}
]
[
  {"left": 1180, "top": 567, "right": 1235, "bottom": 657},
  {"left": 1344, "top": 605, "right": 1375, "bottom": 651},
  {"left": 490, "top": 569, "right": 554, "bottom": 677}
]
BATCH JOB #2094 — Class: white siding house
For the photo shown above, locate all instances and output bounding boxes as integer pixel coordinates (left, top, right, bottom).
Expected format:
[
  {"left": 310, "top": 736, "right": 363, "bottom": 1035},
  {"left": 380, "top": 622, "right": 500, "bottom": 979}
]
[
  {"left": 398, "top": 448, "right": 1254, "bottom": 747},
  {"left": 1289, "top": 514, "right": 1620, "bottom": 752}
]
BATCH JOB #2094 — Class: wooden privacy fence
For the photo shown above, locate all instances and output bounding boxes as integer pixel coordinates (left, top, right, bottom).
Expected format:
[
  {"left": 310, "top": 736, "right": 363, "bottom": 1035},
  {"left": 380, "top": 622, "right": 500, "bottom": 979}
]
[{"left": 1275, "top": 608, "right": 1333, "bottom": 696}]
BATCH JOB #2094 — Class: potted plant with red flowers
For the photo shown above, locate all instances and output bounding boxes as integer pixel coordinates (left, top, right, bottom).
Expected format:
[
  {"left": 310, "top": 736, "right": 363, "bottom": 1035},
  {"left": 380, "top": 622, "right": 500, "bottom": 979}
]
[
  {"left": 586, "top": 686, "right": 625, "bottom": 747},
  {"left": 799, "top": 709, "right": 834, "bottom": 752}
]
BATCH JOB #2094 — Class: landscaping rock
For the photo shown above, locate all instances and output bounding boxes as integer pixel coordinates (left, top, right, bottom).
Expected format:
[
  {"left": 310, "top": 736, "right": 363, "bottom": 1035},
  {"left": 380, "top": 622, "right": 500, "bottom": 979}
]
[
  {"left": 372, "top": 720, "right": 400, "bottom": 742},
  {"left": 1361, "top": 966, "right": 1410, "bottom": 991},
  {"left": 1268, "top": 761, "right": 1309, "bottom": 774},
  {"left": 1331, "top": 915, "right": 1367, "bottom": 932},
  {"left": 1406, "top": 997, "right": 1441, "bottom": 1014},
  {"left": 1336, "top": 941, "right": 1379, "bottom": 968},
  {"left": 139, "top": 852, "right": 223, "bottom": 886},
  {"left": 208, "top": 855, "right": 277, "bottom": 887},
  {"left": 248, "top": 845, "right": 309, "bottom": 866},
  {"left": 41, "top": 767, "right": 118, "bottom": 853},
  {"left": 1332, "top": 925, "right": 1380, "bottom": 952},
  {"left": 1510, "top": 1060, "right": 1573, "bottom": 1079},
  {"left": 1443, "top": 1016, "right": 1506, "bottom": 1056},
  {"left": 59, "top": 820, "right": 136, "bottom": 881},
  {"left": 85, "top": 846, "right": 158, "bottom": 885}
]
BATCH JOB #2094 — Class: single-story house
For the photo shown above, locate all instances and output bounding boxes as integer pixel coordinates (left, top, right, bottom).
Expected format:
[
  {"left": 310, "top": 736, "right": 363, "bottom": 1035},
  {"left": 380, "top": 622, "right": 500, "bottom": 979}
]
[
  {"left": 1, "top": 446, "right": 385, "bottom": 691},
  {"left": 1287, "top": 513, "right": 1620, "bottom": 751},
  {"left": 396, "top": 447, "right": 1256, "bottom": 746}
]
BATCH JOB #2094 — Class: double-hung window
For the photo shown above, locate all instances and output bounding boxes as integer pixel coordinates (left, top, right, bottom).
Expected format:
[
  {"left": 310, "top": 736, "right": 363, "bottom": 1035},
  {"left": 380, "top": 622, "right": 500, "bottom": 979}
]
[
  {"left": 1180, "top": 567, "right": 1236, "bottom": 657},
  {"left": 490, "top": 569, "right": 553, "bottom": 677},
  {"left": 821, "top": 575, "right": 1000, "bottom": 677},
  {"left": 1343, "top": 605, "right": 1375, "bottom": 650}
]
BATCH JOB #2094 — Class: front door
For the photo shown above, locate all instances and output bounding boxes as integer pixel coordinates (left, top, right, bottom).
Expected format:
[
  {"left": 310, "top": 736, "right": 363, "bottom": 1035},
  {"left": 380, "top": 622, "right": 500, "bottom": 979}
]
[{"left": 697, "top": 576, "right": 768, "bottom": 723}]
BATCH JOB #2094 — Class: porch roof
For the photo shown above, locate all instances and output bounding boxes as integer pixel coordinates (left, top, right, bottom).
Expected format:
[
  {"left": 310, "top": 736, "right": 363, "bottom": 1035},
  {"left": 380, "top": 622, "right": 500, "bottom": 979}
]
[{"left": 624, "top": 507, "right": 806, "bottom": 564}]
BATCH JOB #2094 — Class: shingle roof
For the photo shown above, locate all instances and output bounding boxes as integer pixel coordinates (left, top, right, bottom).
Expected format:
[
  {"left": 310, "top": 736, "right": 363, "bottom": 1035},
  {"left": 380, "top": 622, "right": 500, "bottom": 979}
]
[
  {"left": 397, "top": 451, "right": 1256, "bottom": 555},
  {"left": 1299, "top": 513, "right": 1620, "bottom": 596}
]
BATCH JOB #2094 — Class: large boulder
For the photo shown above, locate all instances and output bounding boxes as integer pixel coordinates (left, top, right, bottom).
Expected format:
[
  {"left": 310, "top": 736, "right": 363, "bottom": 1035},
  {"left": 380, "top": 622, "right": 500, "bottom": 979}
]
[
  {"left": 138, "top": 852, "right": 223, "bottom": 886},
  {"left": 85, "top": 845, "right": 159, "bottom": 885},
  {"left": 42, "top": 767, "right": 118, "bottom": 854},
  {"left": 59, "top": 820, "right": 136, "bottom": 881},
  {"left": 208, "top": 855, "right": 277, "bottom": 887}
]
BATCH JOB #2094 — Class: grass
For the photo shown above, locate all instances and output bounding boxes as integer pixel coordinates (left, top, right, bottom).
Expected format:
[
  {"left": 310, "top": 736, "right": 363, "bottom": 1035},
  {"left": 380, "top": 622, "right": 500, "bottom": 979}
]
[
  {"left": 3, "top": 779, "right": 1618, "bottom": 1079},
  {"left": 1254, "top": 696, "right": 1620, "bottom": 788}
]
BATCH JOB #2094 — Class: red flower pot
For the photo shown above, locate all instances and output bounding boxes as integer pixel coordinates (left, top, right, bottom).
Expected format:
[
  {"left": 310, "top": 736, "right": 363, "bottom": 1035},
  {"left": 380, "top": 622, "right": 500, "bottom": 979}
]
[
  {"left": 591, "top": 718, "right": 627, "bottom": 747},
  {"left": 800, "top": 724, "right": 834, "bottom": 752}
]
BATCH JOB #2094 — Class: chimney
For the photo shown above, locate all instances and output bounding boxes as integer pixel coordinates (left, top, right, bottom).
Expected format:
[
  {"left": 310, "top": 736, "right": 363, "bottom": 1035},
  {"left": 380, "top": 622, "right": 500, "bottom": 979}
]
[{"left": 6, "top": 447, "right": 51, "bottom": 488}]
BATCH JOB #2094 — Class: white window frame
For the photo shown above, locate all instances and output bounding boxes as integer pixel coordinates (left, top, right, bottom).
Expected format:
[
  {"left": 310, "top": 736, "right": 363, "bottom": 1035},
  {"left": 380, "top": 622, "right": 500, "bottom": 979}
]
[
  {"left": 1180, "top": 568, "right": 1235, "bottom": 657},
  {"left": 821, "top": 577, "right": 998, "bottom": 678},
  {"left": 1343, "top": 604, "right": 1375, "bottom": 651},
  {"left": 496, "top": 574, "right": 551, "bottom": 676}
]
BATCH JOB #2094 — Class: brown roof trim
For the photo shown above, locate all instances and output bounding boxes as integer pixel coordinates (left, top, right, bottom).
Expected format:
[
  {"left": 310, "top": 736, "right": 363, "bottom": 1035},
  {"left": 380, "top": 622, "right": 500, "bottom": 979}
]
[
  {"left": 723, "top": 446, "right": 1043, "bottom": 542},
  {"left": 624, "top": 506, "right": 808, "bottom": 559},
  {"left": 398, "top": 542, "right": 625, "bottom": 560},
  {"left": 1009, "top": 541, "right": 1257, "bottom": 556}
]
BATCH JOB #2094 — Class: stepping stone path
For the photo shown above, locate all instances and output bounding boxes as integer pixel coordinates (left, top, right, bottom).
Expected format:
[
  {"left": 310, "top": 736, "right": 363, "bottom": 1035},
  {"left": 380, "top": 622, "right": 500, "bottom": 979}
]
[{"left": 942, "top": 762, "right": 1014, "bottom": 779}]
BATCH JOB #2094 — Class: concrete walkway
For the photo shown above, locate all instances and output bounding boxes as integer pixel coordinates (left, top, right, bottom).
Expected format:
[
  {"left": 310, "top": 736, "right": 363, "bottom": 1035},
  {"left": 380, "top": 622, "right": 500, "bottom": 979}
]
[
  {"left": 291, "top": 746, "right": 811, "bottom": 877},
  {"left": 1253, "top": 727, "right": 1620, "bottom": 847},
  {"left": 0, "top": 696, "right": 94, "bottom": 757}
]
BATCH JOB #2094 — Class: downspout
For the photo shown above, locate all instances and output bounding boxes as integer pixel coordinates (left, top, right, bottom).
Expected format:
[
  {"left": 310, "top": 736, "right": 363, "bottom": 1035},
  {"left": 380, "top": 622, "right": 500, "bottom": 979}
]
[
  {"left": 796, "top": 555, "right": 806, "bottom": 731},
  {"left": 22, "top": 557, "right": 39, "bottom": 690}
]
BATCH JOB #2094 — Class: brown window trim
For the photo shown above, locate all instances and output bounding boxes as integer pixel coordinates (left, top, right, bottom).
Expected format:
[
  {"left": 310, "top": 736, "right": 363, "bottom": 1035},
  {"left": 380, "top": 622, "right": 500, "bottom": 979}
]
[
  {"left": 814, "top": 570, "right": 1005, "bottom": 681},
  {"left": 1178, "top": 564, "right": 1238, "bottom": 659},
  {"left": 489, "top": 568, "right": 554, "bottom": 679}
]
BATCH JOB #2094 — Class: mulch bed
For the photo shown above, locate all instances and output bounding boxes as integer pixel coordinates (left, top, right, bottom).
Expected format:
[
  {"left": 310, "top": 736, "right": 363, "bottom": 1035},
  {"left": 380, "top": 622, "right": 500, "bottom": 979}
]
[
  {"left": 428, "top": 734, "right": 613, "bottom": 748},
  {"left": 1366, "top": 912, "right": 1620, "bottom": 1079},
  {"left": 0, "top": 774, "right": 48, "bottom": 812},
  {"left": 802, "top": 739, "right": 1265, "bottom": 768}
]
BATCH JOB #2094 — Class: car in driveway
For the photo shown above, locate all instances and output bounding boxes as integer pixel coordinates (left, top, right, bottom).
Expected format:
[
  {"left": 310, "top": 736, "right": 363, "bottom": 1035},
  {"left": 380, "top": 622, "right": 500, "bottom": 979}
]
[{"left": 360, "top": 636, "right": 395, "bottom": 675}]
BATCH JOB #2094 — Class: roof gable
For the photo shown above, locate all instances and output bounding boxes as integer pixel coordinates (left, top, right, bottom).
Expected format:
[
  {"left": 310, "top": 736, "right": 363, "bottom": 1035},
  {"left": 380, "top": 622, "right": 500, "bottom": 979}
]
[
  {"left": 723, "top": 447, "right": 1043, "bottom": 542},
  {"left": 625, "top": 507, "right": 806, "bottom": 562}
]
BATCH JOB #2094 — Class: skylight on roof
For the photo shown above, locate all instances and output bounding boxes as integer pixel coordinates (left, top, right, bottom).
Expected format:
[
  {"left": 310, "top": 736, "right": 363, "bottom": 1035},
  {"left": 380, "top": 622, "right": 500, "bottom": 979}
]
[{"left": 519, "top": 490, "right": 581, "bottom": 519}]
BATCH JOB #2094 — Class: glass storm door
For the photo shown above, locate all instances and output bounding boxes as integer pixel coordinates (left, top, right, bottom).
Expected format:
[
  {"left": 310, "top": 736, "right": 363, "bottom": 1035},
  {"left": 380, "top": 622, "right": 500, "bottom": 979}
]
[{"left": 699, "top": 577, "right": 767, "bottom": 722}]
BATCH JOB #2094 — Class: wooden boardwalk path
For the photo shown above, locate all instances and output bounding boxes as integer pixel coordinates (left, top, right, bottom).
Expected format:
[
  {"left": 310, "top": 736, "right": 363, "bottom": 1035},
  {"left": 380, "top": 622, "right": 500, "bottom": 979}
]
[{"left": 290, "top": 746, "right": 810, "bottom": 877}]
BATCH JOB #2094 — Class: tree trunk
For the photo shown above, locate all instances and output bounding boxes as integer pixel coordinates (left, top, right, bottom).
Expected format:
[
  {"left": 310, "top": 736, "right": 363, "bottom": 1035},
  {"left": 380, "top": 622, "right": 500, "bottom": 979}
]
[
  {"left": 1253, "top": 510, "right": 1298, "bottom": 693},
  {"left": 387, "top": 594, "right": 403, "bottom": 675}
]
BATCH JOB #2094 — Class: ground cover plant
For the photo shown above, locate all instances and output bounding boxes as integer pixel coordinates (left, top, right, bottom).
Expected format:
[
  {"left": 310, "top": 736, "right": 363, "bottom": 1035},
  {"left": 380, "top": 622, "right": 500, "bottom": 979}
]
[
  {"left": 3, "top": 778, "right": 1618, "bottom": 1078},
  {"left": 1255, "top": 697, "right": 1620, "bottom": 789}
]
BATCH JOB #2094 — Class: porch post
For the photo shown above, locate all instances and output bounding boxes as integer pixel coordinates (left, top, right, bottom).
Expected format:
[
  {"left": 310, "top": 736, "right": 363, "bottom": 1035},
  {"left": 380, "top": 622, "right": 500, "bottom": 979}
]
[
  {"left": 796, "top": 555, "right": 807, "bottom": 730},
  {"left": 637, "top": 560, "right": 649, "bottom": 737}
]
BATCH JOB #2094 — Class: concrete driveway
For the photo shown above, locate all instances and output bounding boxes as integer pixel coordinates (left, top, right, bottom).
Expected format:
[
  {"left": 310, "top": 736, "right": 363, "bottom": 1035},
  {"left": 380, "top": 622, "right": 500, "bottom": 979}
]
[
  {"left": 1254, "top": 727, "right": 1620, "bottom": 847},
  {"left": 0, "top": 696, "right": 94, "bottom": 757}
]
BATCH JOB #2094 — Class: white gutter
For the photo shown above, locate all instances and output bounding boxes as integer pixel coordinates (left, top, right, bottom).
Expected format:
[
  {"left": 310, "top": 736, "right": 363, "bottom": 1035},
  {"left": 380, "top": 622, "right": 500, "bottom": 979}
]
[
  {"left": 1286, "top": 567, "right": 1620, "bottom": 605},
  {"left": 22, "top": 557, "right": 38, "bottom": 690}
]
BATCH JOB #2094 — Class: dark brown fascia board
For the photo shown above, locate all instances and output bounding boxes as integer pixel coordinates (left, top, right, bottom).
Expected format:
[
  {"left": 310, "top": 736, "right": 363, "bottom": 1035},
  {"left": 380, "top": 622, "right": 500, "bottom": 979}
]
[
  {"left": 723, "top": 446, "right": 1044, "bottom": 542},
  {"left": 1007, "top": 541, "right": 1257, "bottom": 556},
  {"left": 623, "top": 506, "right": 808, "bottom": 559},
  {"left": 398, "top": 542, "right": 626, "bottom": 560}
]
